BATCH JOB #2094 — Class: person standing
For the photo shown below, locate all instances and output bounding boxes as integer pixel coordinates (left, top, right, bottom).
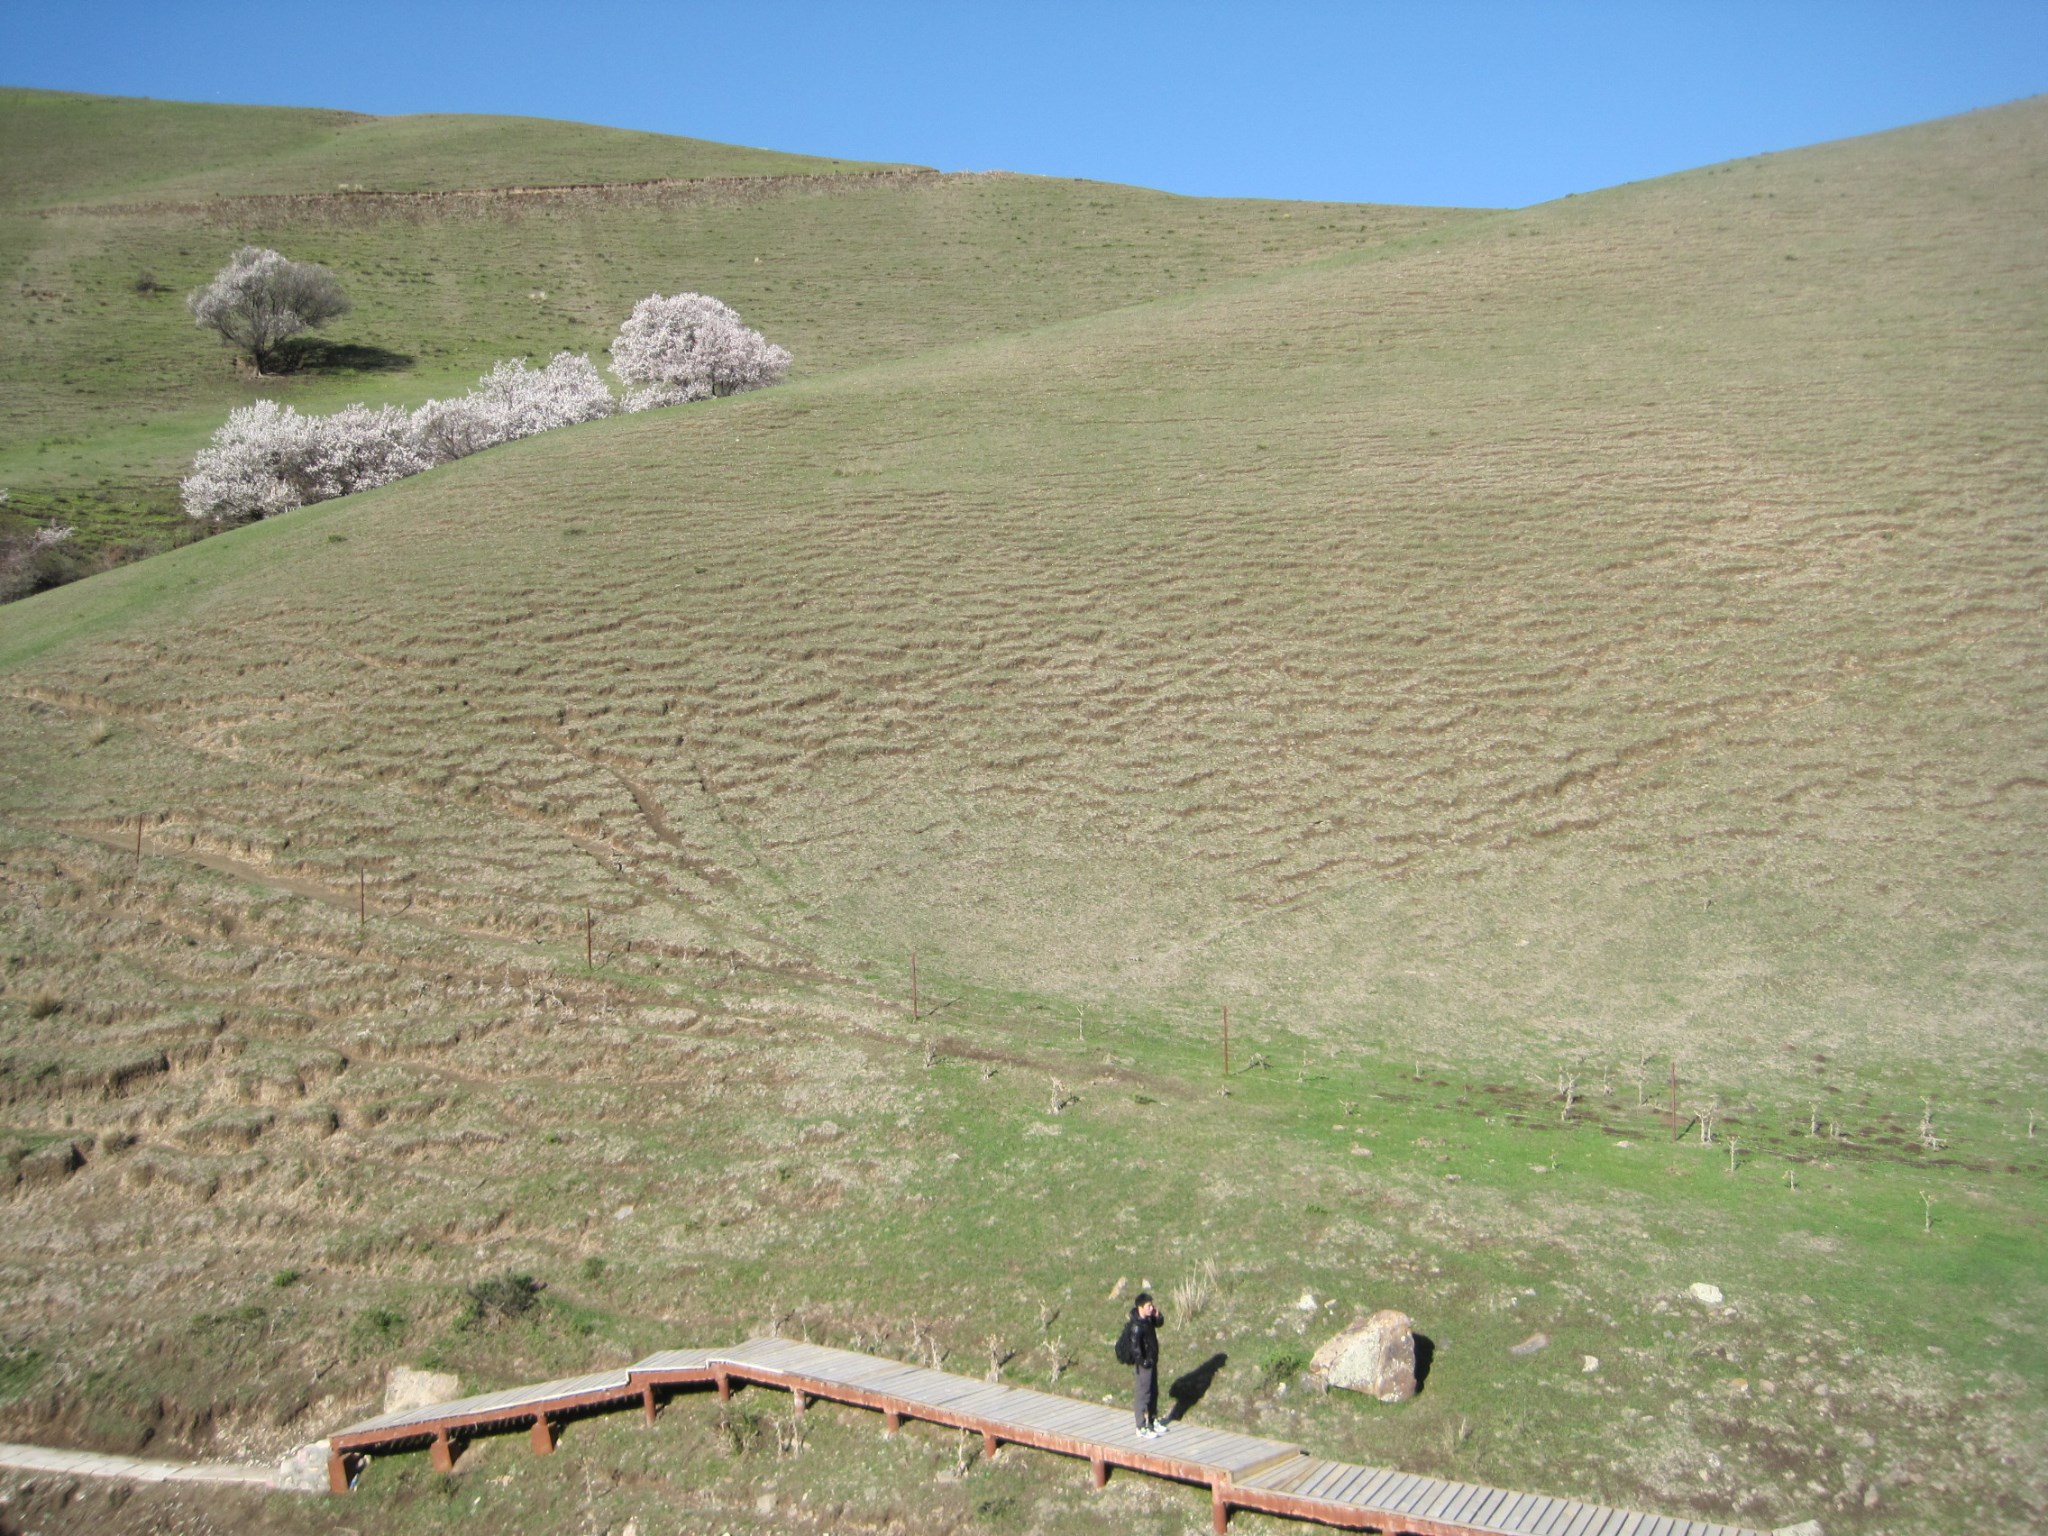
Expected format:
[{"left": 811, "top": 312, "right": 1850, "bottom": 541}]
[{"left": 1126, "top": 1293, "right": 1167, "bottom": 1437}]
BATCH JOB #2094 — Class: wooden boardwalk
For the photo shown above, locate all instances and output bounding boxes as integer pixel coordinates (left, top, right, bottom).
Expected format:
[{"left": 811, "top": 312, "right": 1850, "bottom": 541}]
[{"left": 328, "top": 1338, "right": 1769, "bottom": 1536}]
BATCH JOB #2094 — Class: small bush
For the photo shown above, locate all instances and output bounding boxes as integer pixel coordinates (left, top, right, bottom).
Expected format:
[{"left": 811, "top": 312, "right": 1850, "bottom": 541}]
[
  {"left": 462, "top": 1271, "right": 544, "bottom": 1327},
  {"left": 26, "top": 993, "right": 63, "bottom": 1020},
  {"left": 348, "top": 1305, "right": 407, "bottom": 1354},
  {"left": 271, "top": 1267, "right": 301, "bottom": 1288},
  {"left": 1258, "top": 1342, "right": 1309, "bottom": 1388}
]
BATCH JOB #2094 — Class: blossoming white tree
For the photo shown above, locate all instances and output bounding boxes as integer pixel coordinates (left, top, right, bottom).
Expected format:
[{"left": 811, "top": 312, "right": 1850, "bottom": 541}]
[
  {"left": 187, "top": 247, "right": 352, "bottom": 374},
  {"left": 180, "top": 400, "right": 428, "bottom": 523},
  {"left": 609, "top": 292, "right": 790, "bottom": 410},
  {"left": 411, "top": 353, "right": 615, "bottom": 462}
]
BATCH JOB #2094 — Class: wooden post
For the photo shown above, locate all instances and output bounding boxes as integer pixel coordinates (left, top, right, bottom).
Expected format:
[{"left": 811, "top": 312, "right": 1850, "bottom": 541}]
[
  {"left": 910, "top": 950, "right": 919, "bottom": 1022},
  {"left": 1091, "top": 1455, "right": 1108, "bottom": 1488},
  {"left": 715, "top": 1370, "right": 732, "bottom": 1403},
  {"left": 429, "top": 1428, "right": 455, "bottom": 1474},
  {"left": 327, "top": 1449, "right": 353, "bottom": 1494},
  {"left": 884, "top": 1408, "right": 902, "bottom": 1435},
  {"left": 1670, "top": 1060, "right": 1679, "bottom": 1142},
  {"left": 1222, "top": 1005, "right": 1230, "bottom": 1078},
  {"left": 530, "top": 1415, "right": 556, "bottom": 1455},
  {"left": 792, "top": 1388, "right": 808, "bottom": 1414},
  {"left": 641, "top": 1383, "right": 657, "bottom": 1425},
  {"left": 983, "top": 1429, "right": 999, "bottom": 1459},
  {"left": 1212, "top": 1484, "right": 1231, "bottom": 1533}
]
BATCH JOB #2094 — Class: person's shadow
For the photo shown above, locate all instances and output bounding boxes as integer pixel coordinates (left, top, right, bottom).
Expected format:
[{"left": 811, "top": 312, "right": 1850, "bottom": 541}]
[{"left": 1164, "top": 1353, "right": 1228, "bottom": 1424}]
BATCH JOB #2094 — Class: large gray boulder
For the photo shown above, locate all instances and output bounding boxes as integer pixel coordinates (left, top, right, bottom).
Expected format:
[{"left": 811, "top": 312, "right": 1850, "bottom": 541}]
[{"left": 1307, "top": 1309, "right": 1417, "bottom": 1402}]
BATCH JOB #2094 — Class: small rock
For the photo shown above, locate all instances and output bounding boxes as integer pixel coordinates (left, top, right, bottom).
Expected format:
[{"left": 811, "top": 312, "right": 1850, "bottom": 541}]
[
  {"left": 1509, "top": 1332, "right": 1549, "bottom": 1357},
  {"left": 1297, "top": 1292, "right": 1318, "bottom": 1312},
  {"left": 384, "top": 1367, "right": 461, "bottom": 1415},
  {"left": 754, "top": 1493, "right": 776, "bottom": 1517},
  {"left": 1689, "top": 1282, "right": 1725, "bottom": 1306},
  {"left": 613, "top": 1205, "right": 635, "bottom": 1221},
  {"left": 1615, "top": 1139, "right": 1633, "bottom": 1148},
  {"left": 1772, "top": 1522, "right": 1823, "bottom": 1536},
  {"left": 622, "top": 1521, "right": 640, "bottom": 1536},
  {"left": 1307, "top": 1309, "right": 1417, "bottom": 1402},
  {"left": 1351, "top": 1145, "right": 1373, "bottom": 1156},
  {"left": 1582, "top": 1355, "right": 1599, "bottom": 1373}
]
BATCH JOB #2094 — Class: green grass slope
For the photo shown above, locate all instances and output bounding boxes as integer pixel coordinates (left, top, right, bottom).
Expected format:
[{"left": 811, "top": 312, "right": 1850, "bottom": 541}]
[
  {"left": 0, "top": 98, "right": 2042, "bottom": 1536},
  {"left": 0, "top": 86, "right": 905, "bottom": 209},
  {"left": 0, "top": 87, "right": 1463, "bottom": 567}
]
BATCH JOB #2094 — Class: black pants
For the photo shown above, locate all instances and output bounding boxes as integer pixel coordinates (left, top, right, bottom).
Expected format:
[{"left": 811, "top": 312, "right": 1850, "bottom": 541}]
[{"left": 1134, "top": 1364, "right": 1158, "bottom": 1429}]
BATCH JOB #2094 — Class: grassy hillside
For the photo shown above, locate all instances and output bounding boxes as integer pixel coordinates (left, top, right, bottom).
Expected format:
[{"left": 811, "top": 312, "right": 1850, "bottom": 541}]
[
  {"left": 0, "top": 87, "right": 1461, "bottom": 569},
  {"left": 0, "top": 86, "right": 905, "bottom": 209},
  {"left": 0, "top": 94, "right": 2043, "bottom": 1536}
]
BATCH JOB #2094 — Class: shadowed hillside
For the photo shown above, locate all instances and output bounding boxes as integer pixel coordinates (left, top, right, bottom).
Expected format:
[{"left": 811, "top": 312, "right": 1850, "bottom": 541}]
[{"left": 0, "top": 95, "right": 2042, "bottom": 1536}]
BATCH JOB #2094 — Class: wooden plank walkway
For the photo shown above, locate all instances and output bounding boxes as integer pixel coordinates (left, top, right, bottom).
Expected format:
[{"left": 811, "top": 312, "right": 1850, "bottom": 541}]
[{"left": 327, "top": 1339, "right": 1770, "bottom": 1536}]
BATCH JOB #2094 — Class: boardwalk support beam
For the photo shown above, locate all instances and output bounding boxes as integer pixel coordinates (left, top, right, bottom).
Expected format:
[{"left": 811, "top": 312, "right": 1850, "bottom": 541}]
[
  {"left": 530, "top": 1415, "right": 556, "bottom": 1455},
  {"left": 883, "top": 1409, "right": 901, "bottom": 1435},
  {"left": 715, "top": 1370, "right": 732, "bottom": 1403},
  {"left": 1213, "top": 1483, "right": 1231, "bottom": 1533},
  {"left": 792, "top": 1389, "right": 808, "bottom": 1414},
  {"left": 327, "top": 1450, "right": 352, "bottom": 1495},
  {"left": 1091, "top": 1455, "right": 1108, "bottom": 1488},
  {"left": 983, "top": 1430, "right": 999, "bottom": 1459},
  {"left": 429, "top": 1429, "right": 454, "bottom": 1474},
  {"left": 642, "top": 1384, "right": 657, "bottom": 1426}
]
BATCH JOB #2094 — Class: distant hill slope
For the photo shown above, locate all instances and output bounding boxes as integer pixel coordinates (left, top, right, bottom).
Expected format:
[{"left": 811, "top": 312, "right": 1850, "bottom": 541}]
[
  {"left": 0, "top": 87, "right": 1465, "bottom": 562},
  {"left": 3, "top": 96, "right": 2041, "bottom": 1078},
  {"left": 0, "top": 86, "right": 908, "bottom": 209}
]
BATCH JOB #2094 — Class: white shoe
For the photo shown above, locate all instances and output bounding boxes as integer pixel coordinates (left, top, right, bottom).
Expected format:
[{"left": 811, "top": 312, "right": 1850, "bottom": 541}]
[{"left": 1153, "top": 1420, "right": 1170, "bottom": 1434}]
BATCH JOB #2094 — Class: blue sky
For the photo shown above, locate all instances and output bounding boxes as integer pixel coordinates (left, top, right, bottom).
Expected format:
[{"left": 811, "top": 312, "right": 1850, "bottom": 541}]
[{"left": 6, "top": 1, "right": 2046, "bottom": 207}]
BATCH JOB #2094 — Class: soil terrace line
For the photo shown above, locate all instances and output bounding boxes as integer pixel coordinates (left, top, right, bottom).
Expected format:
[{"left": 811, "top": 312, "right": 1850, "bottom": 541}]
[{"left": 327, "top": 1337, "right": 1769, "bottom": 1536}]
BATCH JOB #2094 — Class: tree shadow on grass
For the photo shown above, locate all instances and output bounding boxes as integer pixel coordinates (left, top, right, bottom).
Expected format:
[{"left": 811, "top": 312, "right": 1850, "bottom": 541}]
[
  {"left": 1414, "top": 1332, "right": 1435, "bottom": 1394},
  {"left": 271, "top": 338, "right": 414, "bottom": 374},
  {"left": 1164, "top": 1352, "right": 1227, "bottom": 1424}
]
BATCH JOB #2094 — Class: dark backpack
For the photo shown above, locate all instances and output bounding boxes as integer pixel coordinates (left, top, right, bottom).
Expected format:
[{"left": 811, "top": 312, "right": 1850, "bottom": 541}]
[{"left": 1114, "top": 1315, "right": 1140, "bottom": 1366}]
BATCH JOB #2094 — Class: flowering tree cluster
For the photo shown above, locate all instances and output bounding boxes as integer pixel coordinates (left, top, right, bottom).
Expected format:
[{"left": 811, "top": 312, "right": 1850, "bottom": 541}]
[
  {"left": 182, "top": 353, "right": 618, "bottom": 522},
  {"left": 180, "top": 401, "right": 428, "bottom": 522},
  {"left": 609, "top": 292, "right": 790, "bottom": 410},
  {"left": 187, "top": 247, "right": 351, "bottom": 374},
  {"left": 181, "top": 294, "right": 791, "bottom": 522},
  {"left": 411, "top": 352, "right": 616, "bottom": 462}
]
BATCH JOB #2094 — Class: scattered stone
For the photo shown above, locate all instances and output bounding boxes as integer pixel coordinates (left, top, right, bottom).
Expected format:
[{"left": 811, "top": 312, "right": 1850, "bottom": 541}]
[
  {"left": 754, "top": 1493, "right": 776, "bottom": 1517},
  {"left": 1772, "top": 1522, "right": 1823, "bottom": 1536},
  {"left": 1615, "top": 1139, "right": 1633, "bottom": 1148},
  {"left": 1582, "top": 1355, "right": 1599, "bottom": 1373},
  {"left": 383, "top": 1367, "right": 461, "bottom": 1415},
  {"left": 1509, "top": 1332, "right": 1550, "bottom": 1357},
  {"left": 1307, "top": 1310, "right": 1417, "bottom": 1402},
  {"left": 1689, "top": 1283, "right": 1725, "bottom": 1306},
  {"left": 1351, "top": 1145, "right": 1373, "bottom": 1156},
  {"left": 1297, "top": 1292, "right": 1318, "bottom": 1312},
  {"left": 613, "top": 1205, "right": 635, "bottom": 1221}
]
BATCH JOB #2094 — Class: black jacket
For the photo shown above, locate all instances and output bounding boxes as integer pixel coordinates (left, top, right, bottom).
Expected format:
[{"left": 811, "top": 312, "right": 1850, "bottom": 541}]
[{"left": 1128, "top": 1308, "right": 1161, "bottom": 1370}]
